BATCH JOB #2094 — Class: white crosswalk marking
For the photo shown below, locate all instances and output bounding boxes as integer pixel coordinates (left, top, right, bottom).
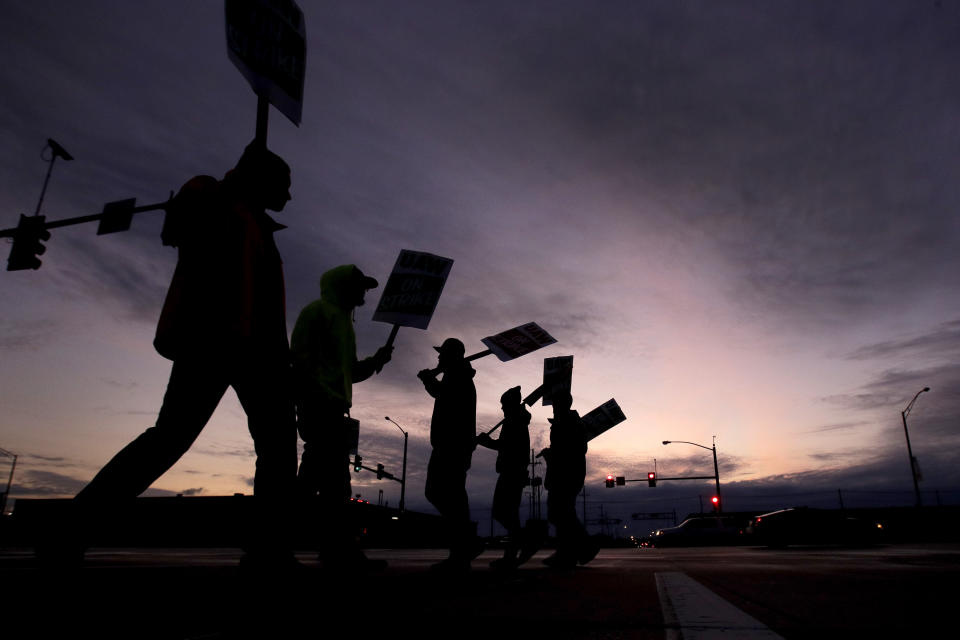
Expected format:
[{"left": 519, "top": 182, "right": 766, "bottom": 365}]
[{"left": 656, "top": 571, "right": 784, "bottom": 639}]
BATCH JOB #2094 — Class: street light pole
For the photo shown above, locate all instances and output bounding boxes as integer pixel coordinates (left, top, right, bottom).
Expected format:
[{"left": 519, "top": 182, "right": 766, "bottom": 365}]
[
  {"left": 0, "top": 447, "right": 17, "bottom": 516},
  {"left": 711, "top": 440, "right": 721, "bottom": 510},
  {"left": 663, "top": 439, "right": 722, "bottom": 513},
  {"left": 901, "top": 387, "right": 929, "bottom": 508},
  {"left": 385, "top": 417, "right": 408, "bottom": 513}
]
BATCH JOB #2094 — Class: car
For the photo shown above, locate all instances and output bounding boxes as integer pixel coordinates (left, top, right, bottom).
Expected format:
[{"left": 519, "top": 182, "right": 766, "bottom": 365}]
[
  {"left": 748, "top": 507, "right": 881, "bottom": 547},
  {"left": 651, "top": 515, "right": 745, "bottom": 547}
]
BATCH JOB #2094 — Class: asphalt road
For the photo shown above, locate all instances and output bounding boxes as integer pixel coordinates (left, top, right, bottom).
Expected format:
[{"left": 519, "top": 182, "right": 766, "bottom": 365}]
[{"left": 0, "top": 544, "right": 956, "bottom": 638}]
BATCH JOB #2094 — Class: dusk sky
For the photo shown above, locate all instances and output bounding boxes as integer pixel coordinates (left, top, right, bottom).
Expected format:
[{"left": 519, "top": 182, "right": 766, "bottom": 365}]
[{"left": 2, "top": 1, "right": 958, "bottom": 534}]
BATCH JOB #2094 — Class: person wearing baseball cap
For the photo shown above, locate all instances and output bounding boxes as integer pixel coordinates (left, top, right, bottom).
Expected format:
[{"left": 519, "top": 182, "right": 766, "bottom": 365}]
[
  {"left": 476, "top": 385, "right": 533, "bottom": 569},
  {"left": 291, "top": 264, "right": 392, "bottom": 571},
  {"left": 418, "top": 337, "right": 481, "bottom": 571}
]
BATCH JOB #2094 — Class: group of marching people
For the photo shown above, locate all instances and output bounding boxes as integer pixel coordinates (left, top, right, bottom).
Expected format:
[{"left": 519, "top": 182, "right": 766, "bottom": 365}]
[
  {"left": 289, "top": 258, "right": 597, "bottom": 573},
  {"left": 58, "top": 143, "right": 596, "bottom": 573}
]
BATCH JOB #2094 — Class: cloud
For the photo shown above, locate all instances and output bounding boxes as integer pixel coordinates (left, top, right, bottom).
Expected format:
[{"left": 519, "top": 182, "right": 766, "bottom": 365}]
[
  {"left": 191, "top": 441, "right": 256, "bottom": 460},
  {"left": 847, "top": 319, "right": 960, "bottom": 362},
  {"left": 49, "top": 236, "right": 170, "bottom": 326},
  {"left": 140, "top": 487, "right": 180, "bottom": 497},
  {"left": 99, "top": 377, "right": 140, "bottom": 391},
  {"left": 12, "top": 469, "right": 87, "bottom": 497},
  {"left": 0, "top": 319, "right": 58, "bottom": 351},
  {"left": 806, "top": 450, "right": 867, "bottom": 463},
  {"left": 24, "top": 453, "right": 70, "bottom": 464},
  {"left": 802, "top": 421, "right": 870, "bottom": 434}
]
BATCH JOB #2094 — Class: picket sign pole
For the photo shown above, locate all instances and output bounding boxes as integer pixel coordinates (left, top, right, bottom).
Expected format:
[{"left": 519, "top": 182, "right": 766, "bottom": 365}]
[{"left": 479, "top": 382, "right": 544, "bottom": 437}]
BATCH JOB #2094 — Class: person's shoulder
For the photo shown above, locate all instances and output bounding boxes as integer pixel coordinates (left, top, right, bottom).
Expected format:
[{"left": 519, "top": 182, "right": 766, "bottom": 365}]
[
  {"left": 294, "top": 299, "right": 326, "bottom": 322},
  {"left": 174, "top": 175, "right": 220, "bottom": 203},
  {"left": 161, "top": 176, "right": 222, "bottom": 246},
  {"left": 181, "top": 174, "right": 219, "bottom": 190}
]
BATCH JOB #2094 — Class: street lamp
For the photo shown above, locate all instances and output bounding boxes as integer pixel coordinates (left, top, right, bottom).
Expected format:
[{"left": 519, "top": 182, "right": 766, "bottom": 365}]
[
  {"left": 663, "top": 439, "right": 722, "bottom": 512},
  {"left": 384, "top": 416, "right": 409, "bottom": 513},
  {"left": 901, "top": 387, "right": 930, "bottom": 507}
]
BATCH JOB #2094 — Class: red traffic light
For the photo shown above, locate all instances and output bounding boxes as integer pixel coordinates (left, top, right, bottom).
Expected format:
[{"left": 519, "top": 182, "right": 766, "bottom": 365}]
[
  {"left": 711, "top": 496, "right": 719, "bottom": 504},
  {"left": 647, "top": 471, "right": 657, "bottom": 487},
  {"left": 605, "top": 474, "right": 615, "bottom": 488}
]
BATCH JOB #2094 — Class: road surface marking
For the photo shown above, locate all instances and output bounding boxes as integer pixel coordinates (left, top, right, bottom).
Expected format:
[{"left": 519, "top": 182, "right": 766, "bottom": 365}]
[{"left": 656, "top": 571, "right": 784, "bottom": 639}]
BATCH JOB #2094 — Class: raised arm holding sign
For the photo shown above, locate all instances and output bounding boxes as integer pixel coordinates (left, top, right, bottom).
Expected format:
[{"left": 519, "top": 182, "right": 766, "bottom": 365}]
[
  {"left": 479, "top": 383, "right": 545, "bottom": 437},
  {"left": 481, "top": 322, "right": 557, "bottom": 362},
  {"left": 580, "top": 398, "right": 627, "bottom": 441},
  {"left": 372, "top": 249, "right": 454, "bottom": 365},
  {"left": 542, "top": 355, "right": 573, "bottom": 406},
  {"left": 423, "top": 322, "right": 558, "bottom": 377}
]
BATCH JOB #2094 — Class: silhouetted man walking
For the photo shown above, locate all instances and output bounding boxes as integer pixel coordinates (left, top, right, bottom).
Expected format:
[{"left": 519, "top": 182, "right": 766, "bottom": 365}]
[
  {"left": 418, "top": 337, "right": 482, "bottom": 571},
  {"left": 291, "top": 264, "right": 392, "bottom": 570},
  {"left": 70, "top": 143, "right": 298, "bottom": 569},
  {"left": 476, "top": 385, "right": 531, "bottom": 569},
  {"left": 539, "top": 391, "right": 598, "bottom": 569}
]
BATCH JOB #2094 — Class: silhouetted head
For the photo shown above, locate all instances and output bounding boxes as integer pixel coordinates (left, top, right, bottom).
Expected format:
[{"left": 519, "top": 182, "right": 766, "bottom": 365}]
[
  {"left": 500, "top": 386, "right": 522, "bottom": 413},
  {"left": 551, "top": 390, "right": 573, "bottom": 415},
  {"left": 434, "top": 337, "right": 465, "bottom": 371},
  {"left": 321, "top": 264, "right": 378, "bottom": 310},
  {"left": 233, "top": 142, "right": 291, "bottom": 212},
  {"left": 346, "top": 265, "right": 378, "bottom": 307}
]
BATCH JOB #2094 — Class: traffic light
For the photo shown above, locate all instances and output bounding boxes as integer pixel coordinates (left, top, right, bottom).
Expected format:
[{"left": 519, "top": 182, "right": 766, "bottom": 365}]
[
  {"left": 647, "top": 472, "right": 657, "bottom": 487},
  {"left": 605, "top": 474, "right": 615, "bottom": 488},
  {"left": 353, "top": 454, "right": 362, "bottom": 472},
  {"left": 376, "top": 463, "right": 385, "bottom": 479},
  {"left": 7, "top": 214, "right": 50, "bottom": 271},
  {"left": 711, "top": 496, "right": 720, "bottom": 512}
]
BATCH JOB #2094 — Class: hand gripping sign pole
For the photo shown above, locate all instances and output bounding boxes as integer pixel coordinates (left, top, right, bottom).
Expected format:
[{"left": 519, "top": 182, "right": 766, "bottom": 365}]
[
  {"left": 478, "top": 355, "right": 572, "bottom": 438},
  {"left": 425, "top": 321, "right": 558, "bottom": 378},
  {"left": 479, "top": 384, "right": 550, "bottom": 437},
  {"left": 372, "top": 249, "right": 455, "bottom": 369}
]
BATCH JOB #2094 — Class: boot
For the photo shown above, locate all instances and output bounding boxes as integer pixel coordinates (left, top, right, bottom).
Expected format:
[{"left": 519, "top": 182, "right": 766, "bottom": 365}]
[{"left": 489, "top": 542, "right": 518, "bottom": 571}]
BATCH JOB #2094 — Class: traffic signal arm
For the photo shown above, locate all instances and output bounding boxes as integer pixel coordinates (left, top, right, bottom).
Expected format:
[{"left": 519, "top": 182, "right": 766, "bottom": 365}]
[
  {"left": 3, "top": 196, "right": 173, "bottom": 270},
  {"left": 353, "top": 460, "right": 400, "bottom": 482},
  {"left": 611, "top": 475, "right": 716, "bottom": 484},
  {"left": 2, "top": 198, "right": 171, "bottom": 237}
]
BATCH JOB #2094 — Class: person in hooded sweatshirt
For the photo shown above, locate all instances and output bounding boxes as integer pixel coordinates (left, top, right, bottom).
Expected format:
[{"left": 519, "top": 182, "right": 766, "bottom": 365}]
[
  {"left": 418, "top": 337, "right": 482, "bottom": 571},
  {"left": 290, "top": 264, "right": 392, "bottom": 570},
  {"left": 69, "top": 143, "right": 298, "bottom": 570},
  {"left": 476, "top": 385, "right": 531, "bottom": 569}
]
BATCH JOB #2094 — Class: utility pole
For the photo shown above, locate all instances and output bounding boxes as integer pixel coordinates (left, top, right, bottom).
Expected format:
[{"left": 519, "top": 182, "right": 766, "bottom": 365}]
[
  {"left": 527, "top": 448, "right": 543, "bottom": 523},
  {"left": 0, "top": 447, "right": 17, "bottom": 516}
]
